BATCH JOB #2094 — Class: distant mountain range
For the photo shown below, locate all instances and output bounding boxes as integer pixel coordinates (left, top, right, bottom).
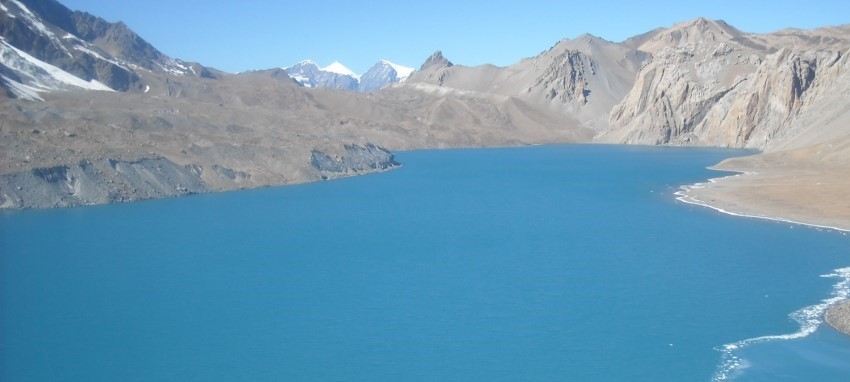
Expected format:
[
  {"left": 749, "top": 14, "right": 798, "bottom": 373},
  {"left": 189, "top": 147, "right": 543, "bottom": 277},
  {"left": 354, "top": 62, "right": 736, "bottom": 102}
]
[{"left": 283, "top": 59, "right": 414, "bottom": 92}]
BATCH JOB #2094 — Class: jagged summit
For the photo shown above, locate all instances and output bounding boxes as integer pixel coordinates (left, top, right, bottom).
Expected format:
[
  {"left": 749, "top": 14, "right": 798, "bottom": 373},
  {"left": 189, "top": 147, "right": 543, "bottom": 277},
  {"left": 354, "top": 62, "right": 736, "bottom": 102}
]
[{"left": 419, "top": 51, "right": 453, "bottom": 71}]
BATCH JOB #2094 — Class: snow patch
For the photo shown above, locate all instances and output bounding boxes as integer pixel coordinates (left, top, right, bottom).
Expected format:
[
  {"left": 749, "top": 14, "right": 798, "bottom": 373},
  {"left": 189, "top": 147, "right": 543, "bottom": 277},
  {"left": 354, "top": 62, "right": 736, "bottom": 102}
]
[
  {"left": 72, "top": 44, "right": 129, "bottom": 70},
  {"left": 288, "top": 73, "right": 311, "bottom": 85},
  {"left": 0, "top": 2, "right": 14, "bottom": 17},
  {"left": 380, "top": 59, "right": 415, "bottom": 80},
  {"left": 321, "top": 61, "right": 358, "bottom": 78},
  {"left": 8, "top": 0, "right": 35, "bottom": 17},
  {"left": 73, "top": 45, "right": 105, "bottom": 60},
  {"left": 283, "top": 60, "right": 318, "bottom": 71},
  {"left": 0, "top": 40, "right": 114, "bottom": 93},
  {"left": 155, "top": 61, "right": 188, "bottom": 76},
  {"left": 1, "top": 74, "right": 44, "bottom": 100}
]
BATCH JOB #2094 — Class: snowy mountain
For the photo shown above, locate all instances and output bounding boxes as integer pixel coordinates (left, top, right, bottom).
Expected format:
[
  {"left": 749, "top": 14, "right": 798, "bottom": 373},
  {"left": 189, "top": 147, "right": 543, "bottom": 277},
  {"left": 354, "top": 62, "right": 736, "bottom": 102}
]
[
  {"left": 0, "top": 0, "right": 217, "bottom": 100},
  {"left": 0, "top": 37, "right": 113, "bottom": 100},
  {"left": 283, "top": 60, "right": 359, "bottom": 91},
  {"left": 358, "top": 60, "right": 414, "bottom": 92},
  {"left": 284, "top": 59, "right": 413, "bottom": 92}
]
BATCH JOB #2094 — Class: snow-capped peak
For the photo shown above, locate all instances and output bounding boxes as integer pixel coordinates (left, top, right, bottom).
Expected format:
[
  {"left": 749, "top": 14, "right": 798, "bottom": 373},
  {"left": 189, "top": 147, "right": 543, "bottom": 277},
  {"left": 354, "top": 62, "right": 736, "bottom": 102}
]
[
  {"left": 321, "top": 61, "right": 358, "bottom": 78},
  {"left": 295, "top": 59, "right": 317, "bottom": 67},
  {"left": 379, "top": 59, "right": 415, "bottom": 81},
  {"left": 283, "top": 58, "right": 413, "bottom": 92}
]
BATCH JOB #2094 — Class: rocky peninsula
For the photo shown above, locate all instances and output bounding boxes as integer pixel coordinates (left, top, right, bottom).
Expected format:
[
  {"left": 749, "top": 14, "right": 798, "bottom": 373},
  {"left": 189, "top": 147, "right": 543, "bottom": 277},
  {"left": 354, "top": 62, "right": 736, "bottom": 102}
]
[{"left": 827, "top": 300, "right": 850, "bottom": 336}]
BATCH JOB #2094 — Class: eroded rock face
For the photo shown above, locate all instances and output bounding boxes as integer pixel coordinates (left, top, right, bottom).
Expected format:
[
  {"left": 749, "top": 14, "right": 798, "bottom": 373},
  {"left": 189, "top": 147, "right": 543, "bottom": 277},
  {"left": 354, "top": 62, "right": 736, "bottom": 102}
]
[
  {"left": 0, "top": 157, "right": 209, "bottom": 209},
  {"left": 695, "top": 49, "right": 844, "bottom": 148},
  {"left": 605, "top": 21, "right": 850, "bottom": 150},
  {"left": 310, "top": 144, "right": 401, "bottom": 179},
  {"left": 533, "top": 50, "right": 594, "bottom": 105},
  {"left": 606, "top": 40, "right": 762, "bottom": 145}
]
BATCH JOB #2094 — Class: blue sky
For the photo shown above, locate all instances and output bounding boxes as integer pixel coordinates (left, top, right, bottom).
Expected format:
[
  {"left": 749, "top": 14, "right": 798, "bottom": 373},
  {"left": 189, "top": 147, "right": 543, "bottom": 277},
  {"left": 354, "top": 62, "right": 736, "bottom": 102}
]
[{"left": 60, "top": 0, "right": 850, "bottom": 75}]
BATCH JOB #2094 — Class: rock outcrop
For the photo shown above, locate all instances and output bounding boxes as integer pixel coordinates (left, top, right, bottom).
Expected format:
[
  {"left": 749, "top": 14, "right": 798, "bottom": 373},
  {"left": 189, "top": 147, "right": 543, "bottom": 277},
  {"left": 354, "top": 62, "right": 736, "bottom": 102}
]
[
  {"left": 826, "top": 300, "right": 850, "bottom": 336},
  {"left": 310, "top": 144, "right": 400, "bottom": 179},
  {"left": 604, "top": 18, "right": 850, "bottom": 150},
  {"left": 0, "top": 157, "right": 208, "bottom": 208}
]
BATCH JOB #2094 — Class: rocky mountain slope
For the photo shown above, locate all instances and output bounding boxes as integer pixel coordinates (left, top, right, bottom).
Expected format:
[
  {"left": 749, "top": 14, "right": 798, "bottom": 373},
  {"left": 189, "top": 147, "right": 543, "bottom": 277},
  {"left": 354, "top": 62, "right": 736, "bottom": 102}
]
[
  {"left": 0, "top": 55, "right": 589, "bottom": 208},
  {"left": 358, "top": 60, "right": 414, "bottom": 92},
  {"left": 3, "top": 0, "right": 850, "bottom": 218},
  {"left": 603, "top": 18, "right": 850, "bottom": 151},
  {"left": 406, "top": 37, "right": 647, "bottom": 131},
  {"left": 0, "top": 0, "right": 217, "bottom": 100}
]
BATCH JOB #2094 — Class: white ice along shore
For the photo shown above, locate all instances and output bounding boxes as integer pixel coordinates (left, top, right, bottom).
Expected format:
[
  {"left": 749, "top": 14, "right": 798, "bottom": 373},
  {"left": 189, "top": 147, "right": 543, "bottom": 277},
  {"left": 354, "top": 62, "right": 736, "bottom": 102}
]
[
  {"left": 672, "top": 171, "right": 850, "bottom": 381},
  {"left": 711, "top": 266, "right": 850, "bottom": 381},
  {"left": 674, "top": 172, "right": 850, "bottom": 233}
]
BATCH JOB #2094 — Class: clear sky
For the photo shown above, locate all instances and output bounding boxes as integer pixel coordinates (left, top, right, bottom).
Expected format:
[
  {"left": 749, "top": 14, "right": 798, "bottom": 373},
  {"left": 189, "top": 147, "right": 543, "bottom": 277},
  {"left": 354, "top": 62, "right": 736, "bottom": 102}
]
[{"left": 59, "top": 0, "right": 850, "bottom": 75}]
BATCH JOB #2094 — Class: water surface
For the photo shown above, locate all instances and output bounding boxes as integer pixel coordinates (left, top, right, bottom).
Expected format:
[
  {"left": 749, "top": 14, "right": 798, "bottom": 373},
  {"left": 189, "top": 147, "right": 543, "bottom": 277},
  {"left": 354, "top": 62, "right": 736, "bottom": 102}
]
[{"left": 1, "top": 145, "right": 849, "bottom": 381}]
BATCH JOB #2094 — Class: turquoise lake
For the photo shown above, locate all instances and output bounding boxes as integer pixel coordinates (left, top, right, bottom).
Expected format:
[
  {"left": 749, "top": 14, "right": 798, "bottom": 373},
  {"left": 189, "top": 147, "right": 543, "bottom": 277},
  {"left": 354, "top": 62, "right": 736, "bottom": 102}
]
[{"left": 2, "top": 145, "right": 849, "bottom": 381}]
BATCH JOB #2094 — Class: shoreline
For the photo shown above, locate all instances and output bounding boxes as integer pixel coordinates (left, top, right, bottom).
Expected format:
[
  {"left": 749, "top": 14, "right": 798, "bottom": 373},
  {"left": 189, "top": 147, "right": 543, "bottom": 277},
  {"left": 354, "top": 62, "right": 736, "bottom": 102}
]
[
  {"left": 674, "top": 173, "right": 850, "bottom": 234},
  {"left": 676, "top": 171, "right": 850, "bottom": 339}
]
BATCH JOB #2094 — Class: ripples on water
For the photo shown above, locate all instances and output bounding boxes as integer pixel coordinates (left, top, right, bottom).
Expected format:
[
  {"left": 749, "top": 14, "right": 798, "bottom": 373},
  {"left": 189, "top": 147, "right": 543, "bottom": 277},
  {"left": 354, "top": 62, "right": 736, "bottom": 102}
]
[{"left": 1, "top": 145, "right": 849, "bottom": 381}]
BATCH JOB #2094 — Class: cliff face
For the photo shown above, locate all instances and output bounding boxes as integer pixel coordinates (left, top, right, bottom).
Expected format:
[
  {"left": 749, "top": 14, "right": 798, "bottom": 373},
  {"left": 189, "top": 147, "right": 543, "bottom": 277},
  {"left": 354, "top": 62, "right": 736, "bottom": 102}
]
[
  {"left": 603, "top": 19, "right": 850, "bottom": 151},
  {"left": 605, "top": 42, "right": 761, "bottom": 145},
  {"left": 697, "top": 49, "right": 846, "bottom": 149},
  {"left": 310, "top": 144, "right": 401, "bottom": 180}
]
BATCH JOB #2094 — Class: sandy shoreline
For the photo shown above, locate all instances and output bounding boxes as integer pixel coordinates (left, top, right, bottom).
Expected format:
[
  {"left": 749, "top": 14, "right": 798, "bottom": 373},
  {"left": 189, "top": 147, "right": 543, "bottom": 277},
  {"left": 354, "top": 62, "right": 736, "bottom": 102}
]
[
  {"left": 677, "top": 165, "right": 850, "bottom": 337},
  {"left": 675, "top": 172, "right": 850, "bottom": 233}
]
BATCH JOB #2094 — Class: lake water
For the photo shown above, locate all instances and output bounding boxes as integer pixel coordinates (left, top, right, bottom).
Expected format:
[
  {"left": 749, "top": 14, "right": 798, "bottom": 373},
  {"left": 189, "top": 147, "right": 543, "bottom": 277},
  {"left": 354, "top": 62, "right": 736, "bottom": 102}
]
[{"left": 1, "top": 145, "right": 849, "bottom": 381}]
